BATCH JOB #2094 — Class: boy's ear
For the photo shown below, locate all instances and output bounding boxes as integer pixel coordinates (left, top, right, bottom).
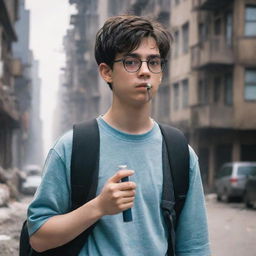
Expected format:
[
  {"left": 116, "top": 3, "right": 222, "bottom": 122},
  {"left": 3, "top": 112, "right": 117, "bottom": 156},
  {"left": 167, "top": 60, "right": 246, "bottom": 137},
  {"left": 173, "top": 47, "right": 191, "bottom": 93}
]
[{"left": 99, "top": 63, "right": 113, "bottom": 83}]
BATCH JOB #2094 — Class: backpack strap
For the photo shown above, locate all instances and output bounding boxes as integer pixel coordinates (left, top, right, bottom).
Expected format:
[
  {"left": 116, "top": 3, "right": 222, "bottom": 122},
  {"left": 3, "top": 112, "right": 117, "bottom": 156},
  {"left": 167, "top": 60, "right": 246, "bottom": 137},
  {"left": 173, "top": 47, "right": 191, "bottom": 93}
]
[
  {"left": 66, "top": 119, "right": 100, "bottom": 255},
  {"left": 71, "top": 119, "right": 100, "bottom": 210},
  {"left": 159, "top": 124, "right": 189, "bottom": 223},
  {"left": 159, "top": 124, "right": 189, "bottom": 256},
  {"left": 39, "top": 119, "right": 100, "bottom": 256}
]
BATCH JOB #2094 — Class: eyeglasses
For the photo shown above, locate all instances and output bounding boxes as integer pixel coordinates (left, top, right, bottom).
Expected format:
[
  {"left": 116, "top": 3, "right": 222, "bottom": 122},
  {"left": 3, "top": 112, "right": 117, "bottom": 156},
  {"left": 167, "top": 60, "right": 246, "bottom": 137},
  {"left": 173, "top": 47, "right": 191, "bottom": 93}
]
[{"left": 113, "top": 56, "right": 167, "bottom": 74}]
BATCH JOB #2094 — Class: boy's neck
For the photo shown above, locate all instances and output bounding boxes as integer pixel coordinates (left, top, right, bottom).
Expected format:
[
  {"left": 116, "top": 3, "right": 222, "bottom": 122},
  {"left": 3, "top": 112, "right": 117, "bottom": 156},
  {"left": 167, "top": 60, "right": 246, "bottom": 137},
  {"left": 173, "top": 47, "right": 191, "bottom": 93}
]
[{"left": 102, "top": 103, "right": 154, "bottom": 134}]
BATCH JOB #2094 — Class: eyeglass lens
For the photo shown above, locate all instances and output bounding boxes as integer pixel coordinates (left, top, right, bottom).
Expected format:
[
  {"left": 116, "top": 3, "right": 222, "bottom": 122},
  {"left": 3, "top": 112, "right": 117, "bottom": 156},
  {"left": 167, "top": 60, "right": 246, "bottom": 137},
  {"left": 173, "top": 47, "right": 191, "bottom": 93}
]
[{"left": 123, "top": 56, "right": 164, "bottom": 73}]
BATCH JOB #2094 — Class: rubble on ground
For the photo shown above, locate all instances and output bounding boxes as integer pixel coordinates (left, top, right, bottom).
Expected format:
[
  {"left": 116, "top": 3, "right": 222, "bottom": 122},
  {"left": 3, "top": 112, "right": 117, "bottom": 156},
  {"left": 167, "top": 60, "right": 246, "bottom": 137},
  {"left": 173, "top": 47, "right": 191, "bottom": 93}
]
[{"left": 0, "top": 167, "right": 23, "bottom": 206}]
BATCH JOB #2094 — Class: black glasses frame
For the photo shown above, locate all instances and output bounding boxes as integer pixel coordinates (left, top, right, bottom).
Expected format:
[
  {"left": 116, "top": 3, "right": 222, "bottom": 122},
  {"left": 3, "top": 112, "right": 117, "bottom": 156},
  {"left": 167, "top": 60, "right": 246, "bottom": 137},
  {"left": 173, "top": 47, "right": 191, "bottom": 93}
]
[{"left": 113, "top": 56, "right": 167, "bottom": 74}]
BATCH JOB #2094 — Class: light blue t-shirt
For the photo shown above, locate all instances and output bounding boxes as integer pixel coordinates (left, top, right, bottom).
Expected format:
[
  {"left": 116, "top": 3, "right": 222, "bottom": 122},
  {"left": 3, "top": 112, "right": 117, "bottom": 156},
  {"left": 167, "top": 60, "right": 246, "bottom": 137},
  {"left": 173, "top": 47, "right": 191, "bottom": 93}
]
[{"left": 28, "top": 117, "right": 211, "bottom": 256}]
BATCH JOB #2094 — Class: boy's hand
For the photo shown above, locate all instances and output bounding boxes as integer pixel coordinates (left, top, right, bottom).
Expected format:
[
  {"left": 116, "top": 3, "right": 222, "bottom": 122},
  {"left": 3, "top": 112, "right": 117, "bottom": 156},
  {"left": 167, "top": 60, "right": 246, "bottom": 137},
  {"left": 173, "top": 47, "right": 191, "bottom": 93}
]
[{"left": 96, "top": 170, "right": 136, "bottom": 216}]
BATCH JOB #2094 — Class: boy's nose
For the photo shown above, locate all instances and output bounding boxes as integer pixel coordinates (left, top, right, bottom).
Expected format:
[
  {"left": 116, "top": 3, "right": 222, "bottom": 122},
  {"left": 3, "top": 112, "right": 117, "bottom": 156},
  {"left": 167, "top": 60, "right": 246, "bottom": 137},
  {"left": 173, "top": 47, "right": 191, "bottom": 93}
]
[{"left": 138, "top": 61, "right": 150, "bottom": 75}]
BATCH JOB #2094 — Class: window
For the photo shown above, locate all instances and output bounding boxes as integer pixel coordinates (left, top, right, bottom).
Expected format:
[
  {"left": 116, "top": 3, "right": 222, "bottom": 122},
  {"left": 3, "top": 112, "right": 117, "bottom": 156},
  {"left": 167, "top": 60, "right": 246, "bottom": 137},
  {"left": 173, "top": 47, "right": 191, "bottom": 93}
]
[
  {"left": 199, "top": 23, "right": 208, "bottom": 42},
  {"left": 173, "top": 83, "right": 179, "bottom": 110},
  {"left": 159, "top": 86, "right": 170, "bottom": 118},
  {"left": 217, "top": 167, "right": 232, "bottom": 178},
  {"left": 174, "top": 30, "right": 179, "bottom": 58},
  {"left": 225, "top": 12, "right": 233, "bottom": 47},
  {"left": 245, "top": 6, "right": 256, "bottom": 36},
  {"left": 241, "top": 144, "right": 256, "bottom": 161},
  {"left": 214, "top": 18, "right": 221, "bottom": 35},
  {"left": 244, "top": 69, "right": 256, "bottom": 101},
  {"left": 251, "top": 168, "right": 256, "bottom": 176},
  {"left": 182, "top": 79, "right": 189, "bottom": 108},
  {"left": 182, "top": 23, "right": 189, "bottom": 54},
  {"left": 238, "top": 166, "right": 256, "bottom": 176},
  {"left": 213, "top": 76, "right": 221, "bottom": 103},
  {"left": 198, "top": 79, "right": 208, "bottom": 105},
  {"left": 224, "top": 73, "right": 233, "bottom": 105}
]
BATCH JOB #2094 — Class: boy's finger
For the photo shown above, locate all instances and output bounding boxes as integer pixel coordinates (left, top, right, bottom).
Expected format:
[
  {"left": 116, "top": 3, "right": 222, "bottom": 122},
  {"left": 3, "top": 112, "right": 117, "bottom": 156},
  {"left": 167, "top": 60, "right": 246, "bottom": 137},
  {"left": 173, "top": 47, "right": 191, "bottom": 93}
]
[{"left": 109, "top": 170, "right": 135, "bottom": 183}]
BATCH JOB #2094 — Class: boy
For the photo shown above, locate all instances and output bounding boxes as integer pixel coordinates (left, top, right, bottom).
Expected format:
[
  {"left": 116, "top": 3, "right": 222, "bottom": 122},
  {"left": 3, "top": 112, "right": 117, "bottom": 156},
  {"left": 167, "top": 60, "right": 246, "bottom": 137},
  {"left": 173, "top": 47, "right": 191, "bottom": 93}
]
[{"left": 28, "top": 15, "right": 211, "bottom": 256}]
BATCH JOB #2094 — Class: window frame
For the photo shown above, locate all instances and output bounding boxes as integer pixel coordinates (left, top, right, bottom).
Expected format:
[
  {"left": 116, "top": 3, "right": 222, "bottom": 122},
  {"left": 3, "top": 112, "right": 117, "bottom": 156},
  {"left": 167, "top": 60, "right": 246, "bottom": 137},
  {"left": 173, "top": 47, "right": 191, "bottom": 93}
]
[
  {"left": 182, "top": 22, "right": 189, "bottom": 54},
  {"left": 244, "top": 5, "right": 256, "bottom": 36},
  {"left": 182, "top": 79, "right": 189, "bottom": 109},
  {"left": 244, "top": 68, "right": 256, "bottom": 101}
]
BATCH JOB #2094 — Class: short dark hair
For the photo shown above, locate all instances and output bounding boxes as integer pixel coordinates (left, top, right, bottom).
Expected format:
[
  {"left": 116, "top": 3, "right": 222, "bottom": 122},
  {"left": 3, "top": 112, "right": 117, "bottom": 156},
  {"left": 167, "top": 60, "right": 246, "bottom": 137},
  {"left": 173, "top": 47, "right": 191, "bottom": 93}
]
[{"left": 95, "top": 14, "right": 172, "bottom": 71}]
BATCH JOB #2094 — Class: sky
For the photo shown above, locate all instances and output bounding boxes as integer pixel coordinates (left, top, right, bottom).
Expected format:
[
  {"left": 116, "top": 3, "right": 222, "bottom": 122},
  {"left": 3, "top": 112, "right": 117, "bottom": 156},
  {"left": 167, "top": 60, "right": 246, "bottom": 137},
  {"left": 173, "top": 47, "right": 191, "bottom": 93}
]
[{"left": 25, "top": 0, "right": 74, "bottom": 157}]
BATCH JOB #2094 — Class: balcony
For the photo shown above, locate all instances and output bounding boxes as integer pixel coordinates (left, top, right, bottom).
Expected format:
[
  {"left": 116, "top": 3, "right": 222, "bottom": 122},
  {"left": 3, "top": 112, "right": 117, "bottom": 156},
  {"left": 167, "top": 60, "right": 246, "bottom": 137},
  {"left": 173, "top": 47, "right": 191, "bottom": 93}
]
[
  {"left": 191, "top": 36, "right": 234, "bottom": 70},
  {"left": 191, "top": 104, "right": 233, "bottom": 129},
  {"left": 192, "top": 0, "right": 234, "bottom": 11}
]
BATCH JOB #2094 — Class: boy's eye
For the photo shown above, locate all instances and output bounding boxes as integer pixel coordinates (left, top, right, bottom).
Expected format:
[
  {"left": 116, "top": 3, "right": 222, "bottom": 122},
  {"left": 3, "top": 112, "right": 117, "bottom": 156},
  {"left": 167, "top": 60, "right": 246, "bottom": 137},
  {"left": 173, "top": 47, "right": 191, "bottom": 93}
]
[
  {"left": 149, "top": 58, "right": 161, "bottom": 66},
  {"left": 125, "top": 58, "right": 139, "bottom": 66}
]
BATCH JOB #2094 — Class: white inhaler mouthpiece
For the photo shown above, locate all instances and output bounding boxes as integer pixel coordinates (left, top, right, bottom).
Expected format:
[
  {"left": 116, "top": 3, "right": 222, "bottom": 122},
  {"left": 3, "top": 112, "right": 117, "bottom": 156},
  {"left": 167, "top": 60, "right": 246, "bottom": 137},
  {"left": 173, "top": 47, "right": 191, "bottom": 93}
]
[{"left": 146, "top": 83, "right": 152, "bottom": 89}]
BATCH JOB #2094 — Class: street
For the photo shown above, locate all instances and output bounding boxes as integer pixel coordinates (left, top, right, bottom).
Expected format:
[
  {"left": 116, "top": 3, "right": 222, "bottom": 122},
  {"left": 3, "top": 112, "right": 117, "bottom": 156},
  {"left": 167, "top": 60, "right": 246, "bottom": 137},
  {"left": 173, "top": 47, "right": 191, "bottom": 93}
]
[
  {"left": 0, "top": 196, "right": 32, "bottom": 255},
  {"left": 0, "top": 195, "right": 255, "bottom": 255},
  {"left": 206, "top": 195, "right": 256, "bottom": 256}
]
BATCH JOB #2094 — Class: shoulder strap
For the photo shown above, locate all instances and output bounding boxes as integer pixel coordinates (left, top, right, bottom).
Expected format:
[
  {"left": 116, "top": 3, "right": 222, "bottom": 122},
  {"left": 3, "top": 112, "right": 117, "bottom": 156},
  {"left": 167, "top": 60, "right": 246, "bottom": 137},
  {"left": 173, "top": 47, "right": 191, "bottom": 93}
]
[
  {"left": 71, "top": 119, "right": 100, "bottom": 210},
  {"left": 159, "top": 124, "right": 189, "bottom": 223},
  {"left": 51, "top": 119, "right": 100, "bottom": 256}
]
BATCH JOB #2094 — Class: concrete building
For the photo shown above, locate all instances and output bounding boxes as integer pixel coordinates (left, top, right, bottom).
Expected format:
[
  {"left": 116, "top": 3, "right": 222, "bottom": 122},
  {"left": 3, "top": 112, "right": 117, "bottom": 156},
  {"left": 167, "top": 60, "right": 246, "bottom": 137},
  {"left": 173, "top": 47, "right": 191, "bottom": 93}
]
[
  {"left": 0, "top": 0, "right": 43, "bottom": 173},
  {"left": 12, "top": 0, "right": 43, "bottom": 168},
  {"left": 170, "top": 0, "right": 256, "bottom": 190},
  {"left": 54, "top": 0, "right": 102, "bottom": 137},
  {"left": 0, "top": 0, "right": 20, "bottom": 170}
]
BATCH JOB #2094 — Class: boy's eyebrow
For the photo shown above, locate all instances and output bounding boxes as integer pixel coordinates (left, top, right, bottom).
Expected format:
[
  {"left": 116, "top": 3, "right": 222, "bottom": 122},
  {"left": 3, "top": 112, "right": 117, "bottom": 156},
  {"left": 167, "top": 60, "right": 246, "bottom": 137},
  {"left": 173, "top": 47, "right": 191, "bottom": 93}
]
[{"left": 125, "top": 53, "right": 161, "bottom": 58}]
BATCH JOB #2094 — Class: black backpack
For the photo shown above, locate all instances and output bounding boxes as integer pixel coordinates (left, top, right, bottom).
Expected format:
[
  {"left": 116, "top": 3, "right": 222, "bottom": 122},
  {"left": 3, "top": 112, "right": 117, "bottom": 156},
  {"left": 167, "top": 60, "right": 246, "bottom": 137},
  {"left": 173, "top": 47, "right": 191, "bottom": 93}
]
[{"left": 19, "top": 119, "right": 189, "bottom": 256}]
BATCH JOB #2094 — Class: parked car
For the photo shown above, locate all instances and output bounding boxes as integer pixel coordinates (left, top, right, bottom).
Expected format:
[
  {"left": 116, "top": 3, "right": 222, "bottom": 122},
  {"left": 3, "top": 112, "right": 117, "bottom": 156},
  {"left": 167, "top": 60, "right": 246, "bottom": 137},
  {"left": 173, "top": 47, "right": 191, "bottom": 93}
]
[
  {"left": 215, "top": 162, "right": 256, "bottom": 202},
  {"left": 244, "top": 166, "right": 256, "bottom": 208},
  {"left": 21, "top": 165, "right": 42, "bottom": 195}
]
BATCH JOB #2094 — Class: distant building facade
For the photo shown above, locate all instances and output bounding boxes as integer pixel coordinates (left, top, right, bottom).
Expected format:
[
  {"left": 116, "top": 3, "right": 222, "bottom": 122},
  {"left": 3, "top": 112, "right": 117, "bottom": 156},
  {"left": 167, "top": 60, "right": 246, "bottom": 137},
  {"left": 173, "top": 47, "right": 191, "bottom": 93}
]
[
  {"left": 55, "top": 0, "right": 102, "bottom": 137},
  {"left": 0, "top": 0, "right": 43, "bottom": 172},
  {"left": 170, "top": 0, "right": 256, "bottom": 190},
  {"left": 0, "top": 0, "right": 20, "bottom": 170},
  {"left": 13, "top": 0, "right": 43, "bottom": 168}
]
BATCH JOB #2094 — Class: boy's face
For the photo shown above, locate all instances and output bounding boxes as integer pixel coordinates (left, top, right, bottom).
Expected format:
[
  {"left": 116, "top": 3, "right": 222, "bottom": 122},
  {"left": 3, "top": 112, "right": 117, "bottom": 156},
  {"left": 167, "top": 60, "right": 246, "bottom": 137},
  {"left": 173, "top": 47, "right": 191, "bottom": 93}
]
[{"left": 101, "top": 37, "right": 163, "bottom": 106}]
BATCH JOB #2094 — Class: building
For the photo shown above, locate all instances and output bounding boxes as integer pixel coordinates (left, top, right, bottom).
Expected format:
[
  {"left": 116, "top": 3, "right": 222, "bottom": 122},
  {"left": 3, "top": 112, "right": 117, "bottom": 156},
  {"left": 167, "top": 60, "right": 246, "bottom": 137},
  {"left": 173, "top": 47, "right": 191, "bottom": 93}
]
[
  {"left": 170, "top": 0, "right": 256, "bottom": 190},
  {"left": 0, "top": 0, "right": 20, "bottom": 170},
  {"left": 12, "top": 0, "right": 43, "bottom": 168},
  {"left": 54, "top": 0, "right": 102, "bottom": 137},
  {"left": 0, "top": 0, "right": 43, "bottom": 173}
]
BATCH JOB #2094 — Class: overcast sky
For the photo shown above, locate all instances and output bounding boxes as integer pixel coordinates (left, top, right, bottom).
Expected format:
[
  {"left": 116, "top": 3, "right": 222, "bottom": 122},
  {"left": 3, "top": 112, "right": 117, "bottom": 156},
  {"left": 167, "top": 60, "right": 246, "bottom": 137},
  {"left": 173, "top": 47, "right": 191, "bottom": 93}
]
[{"left": 25, "top": 0, "right": 74, "bottom": 157}]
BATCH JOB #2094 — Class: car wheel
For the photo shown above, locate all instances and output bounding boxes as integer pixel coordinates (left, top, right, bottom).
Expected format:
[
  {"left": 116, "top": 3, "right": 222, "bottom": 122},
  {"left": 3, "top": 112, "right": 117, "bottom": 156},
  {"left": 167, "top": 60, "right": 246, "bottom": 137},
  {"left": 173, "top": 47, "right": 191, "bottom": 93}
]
[
  {"left": 217, "top": 193, "right": 222, "bottom": 201},
  {"left": 244, "top": 191, "right": 253, "bottom": 209},
  {"left": 221, "top": 189, "right": 230, "bottom": 203}
]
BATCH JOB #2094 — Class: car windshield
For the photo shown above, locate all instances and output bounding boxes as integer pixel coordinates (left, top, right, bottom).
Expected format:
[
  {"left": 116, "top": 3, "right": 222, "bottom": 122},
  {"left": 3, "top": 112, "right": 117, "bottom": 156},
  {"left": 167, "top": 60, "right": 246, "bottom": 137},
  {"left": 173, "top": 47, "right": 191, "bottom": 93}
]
[{"left": 237, "top": 166, "right": 256, "bottom": 176}]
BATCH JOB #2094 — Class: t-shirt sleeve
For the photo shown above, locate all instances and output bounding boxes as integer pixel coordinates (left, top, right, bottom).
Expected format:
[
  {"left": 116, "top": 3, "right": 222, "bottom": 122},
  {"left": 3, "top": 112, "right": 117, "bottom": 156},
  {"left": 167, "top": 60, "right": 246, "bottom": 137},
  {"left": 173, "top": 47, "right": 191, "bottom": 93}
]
[
  {"left": 27, "top": 148, "right": 71, "bottom": 236},
  {"left": 175, "top": 146, "right": 211, "bottom": 256}
]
